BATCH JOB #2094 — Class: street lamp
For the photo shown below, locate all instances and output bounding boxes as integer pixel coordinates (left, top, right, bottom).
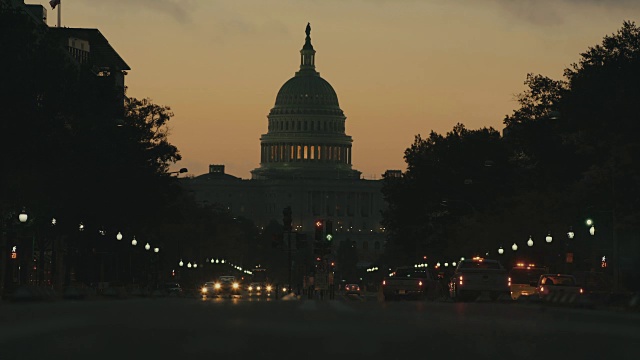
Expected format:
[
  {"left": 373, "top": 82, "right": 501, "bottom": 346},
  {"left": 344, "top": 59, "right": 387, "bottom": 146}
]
[
  {"left": 168, "top": 168, "right": 188, "bottom": 176},
  {"left": 18, "top": 208, "right": 28, "bottom": 223},
  {"left": 567, "top": 228, "right": 575, "bottom": 239},
  {"left": 527, "top": 236, "right": 534, "bottom": 247},
  {"left": 590, "top": 225, "right": 595, "bottom": 236},
  {"left": 546, "top": 233, "right": 553, "bottom": 243},
  {"left": 116, "top": 232, "right": 123, "bottom": 241},
  {"left": 586, "top": 219, "right": 593, "bottom": 226},
  {"left": 179, "top": 260, "right": 184, "bottom": 267},
  {"left": 79, "top": 222, "right": 85, "bottom": 231},
  {"left": 51, "top": 218, "right": 57, "bottom": 226},
  {"left": 187, "top": 262, "right": 192, "bottom": 268},
  {"left": 145, "top": 243, "right": 151, "bottom": 251},
  {"left": 154, "top": 247, "right": 159, "bottom": 253},
  {"left": 512, "top": 243, "right": 518, "bottom": 251},
  {"left": 498, "top": 247, "right": 504, "bottom": 255},
  {"left": 131, "top": 236, "right": 138, "bottom": 246}
]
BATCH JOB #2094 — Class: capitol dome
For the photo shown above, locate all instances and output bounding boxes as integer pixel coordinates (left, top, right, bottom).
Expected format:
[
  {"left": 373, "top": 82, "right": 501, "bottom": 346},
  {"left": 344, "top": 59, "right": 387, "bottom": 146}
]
[
  {"left": 251, "top": 23, "right": 360, "bottom": 181},
  {"left": 271, "top": 75, "right": 342, "bottom": 115}
]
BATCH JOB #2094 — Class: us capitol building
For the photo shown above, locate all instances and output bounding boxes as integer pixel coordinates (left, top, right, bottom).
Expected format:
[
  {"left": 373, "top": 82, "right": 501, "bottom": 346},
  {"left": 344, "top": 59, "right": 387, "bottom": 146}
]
[{"left": 183, "top": 24, "right": 396, "bottom": 265}]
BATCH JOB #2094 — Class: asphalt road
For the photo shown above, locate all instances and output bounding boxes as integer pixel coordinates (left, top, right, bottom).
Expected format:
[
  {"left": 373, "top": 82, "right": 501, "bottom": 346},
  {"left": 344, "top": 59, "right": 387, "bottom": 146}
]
[{"left": 1, "top": 293, "right": 638, "bottom": 360}]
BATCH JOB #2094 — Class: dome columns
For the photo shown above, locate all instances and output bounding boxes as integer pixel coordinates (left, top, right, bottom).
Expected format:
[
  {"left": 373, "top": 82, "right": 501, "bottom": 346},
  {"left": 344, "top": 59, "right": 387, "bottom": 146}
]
[{"left": 260, "top": 143, "right": 352, "bottom": 165}]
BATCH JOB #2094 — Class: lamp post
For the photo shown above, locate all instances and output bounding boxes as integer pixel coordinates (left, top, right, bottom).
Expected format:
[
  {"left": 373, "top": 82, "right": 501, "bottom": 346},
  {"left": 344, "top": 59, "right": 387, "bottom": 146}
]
[{"left": 168, "top": 168, "right": 188, "bottom": 177}]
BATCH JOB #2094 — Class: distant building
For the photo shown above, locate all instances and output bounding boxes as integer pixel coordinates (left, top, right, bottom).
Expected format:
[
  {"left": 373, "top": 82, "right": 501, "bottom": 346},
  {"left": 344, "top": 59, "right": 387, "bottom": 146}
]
[{"left": 184, "top": 25, "right": 394, "bottom": 265}]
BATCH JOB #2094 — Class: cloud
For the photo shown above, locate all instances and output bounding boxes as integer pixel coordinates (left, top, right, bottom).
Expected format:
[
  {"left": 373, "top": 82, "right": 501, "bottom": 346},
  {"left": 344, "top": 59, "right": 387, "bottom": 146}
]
[
  {"left": 83, "top": 0, "right": 197, "bottom": 24},
  {"left": 488, "top": 0, "right": 640, "bottom": 25}
]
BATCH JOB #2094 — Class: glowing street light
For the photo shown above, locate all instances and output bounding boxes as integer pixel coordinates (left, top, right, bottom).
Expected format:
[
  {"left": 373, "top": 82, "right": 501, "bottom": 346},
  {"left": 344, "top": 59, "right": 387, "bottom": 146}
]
[
  {"left": 145, "top": 243, "right": 151, "bottom": 251},
  {"left": 116, "top": 231, "right": 123, "bottom": 241},
  {"left": 131, "top": 237, "right": 138, "bottom": 246},
  {"left": 498, "top": 247, "right": 504, "bottom": 255},
  {"left": 179, "top": 260, "right": 184, "bottom": 267},
  {"left": 567, "top": 227, "right": 575, "bottom": 239},
  {"left": 18, "top": 208, "right": 28, "bottom": 223},
  {"left": 527, "top": 236, "right": 534, "bottom": 247},
  {"left": 546, "top": 233, "right": 553, "bottom": 243},
  {"left": 590, "top": 225, "right": 595, "bottom": 236},
  {"left": 512, "top": 243, "right": 518, "bottom": 251}
]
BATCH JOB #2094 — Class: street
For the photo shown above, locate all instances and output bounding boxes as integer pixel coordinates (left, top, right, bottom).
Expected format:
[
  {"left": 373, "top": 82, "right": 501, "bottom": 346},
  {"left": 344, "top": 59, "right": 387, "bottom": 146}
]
[{"left": 1, "top": 294, "right": 639, "bottom": 359}]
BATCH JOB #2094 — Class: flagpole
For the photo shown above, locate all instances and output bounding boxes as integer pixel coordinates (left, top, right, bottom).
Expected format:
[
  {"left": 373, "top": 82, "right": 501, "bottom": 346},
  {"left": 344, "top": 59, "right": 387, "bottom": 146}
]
[{"left": 57, "top": 2, "right": 61, "bottom": 27}]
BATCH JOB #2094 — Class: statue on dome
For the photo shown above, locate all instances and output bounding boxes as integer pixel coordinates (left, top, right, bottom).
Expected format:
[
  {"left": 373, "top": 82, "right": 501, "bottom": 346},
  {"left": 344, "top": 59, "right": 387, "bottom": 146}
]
[{"left": 306, "top": 23, "right": 311, "bottom": 37}]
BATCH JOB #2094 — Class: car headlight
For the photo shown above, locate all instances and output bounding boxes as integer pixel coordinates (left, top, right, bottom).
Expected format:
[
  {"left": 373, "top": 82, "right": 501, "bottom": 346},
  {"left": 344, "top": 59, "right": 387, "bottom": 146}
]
[
  {"left": 248, "top": 286, "right": 253, "bottom": 291},
  {"left": 214, "top": 283, "right": 221, "bottom": 289},
  {"left": 232, "top": 283, "right": 239, "bottom": 289},
  {"left": 201, "top": 287, "right": 207, "bottom": 293},
  {"left": 257, "top": 286, "right": 261, "bottom": 290},
  {"left": 266, "top": 285, "right": 272, "bottom": 292}
]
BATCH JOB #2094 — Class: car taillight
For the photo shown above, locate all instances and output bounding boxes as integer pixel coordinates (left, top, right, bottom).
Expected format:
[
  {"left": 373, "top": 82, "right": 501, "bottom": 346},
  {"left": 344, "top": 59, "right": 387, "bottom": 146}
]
[
  {"left": 540, "top": 286, "right": 545, "bottom": 292},
  {"left": 580, "top": 288, "right": 584, "bottom": 294},
  {"left": 508, "top": 277, "right": 511, "bottom": 286},
  {"left": 382, "top": 280, "right": 386, "bottom": 286},
  {"left": 459, "top": 275, "right": 463, "bottom": 285},
  {"left": 418, "top": 281, "right": 423, "bottom": 286}
]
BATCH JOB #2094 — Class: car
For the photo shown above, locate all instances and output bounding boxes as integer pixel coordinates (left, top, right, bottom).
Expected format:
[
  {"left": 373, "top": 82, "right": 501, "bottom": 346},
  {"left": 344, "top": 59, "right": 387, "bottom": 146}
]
[
  {"left": 247, "top": 282, "right": 273, "bottom": 296},
  {"left": 344, "top": 283, "right": 361, "bottom": 296},
  {"left": 382, "top": 267, "right": 433, "bottom": 301},
  {"left": 162, "top": 282, "right": 183, "bottom": 296},
  {"left": 509, "top": 263, "right": 547, "bottom": 300},
  {"left": 536, "top": 274, "right": 584, "bottom": 299},
  {"left": 202, "top": 276, "right": 242, "bottom": 298},
  {"left": 448, "top": 257, "right": 511, "bottom": 301},
  {"left": 200, "top": 281, "right": 218, "bottom": 297}
]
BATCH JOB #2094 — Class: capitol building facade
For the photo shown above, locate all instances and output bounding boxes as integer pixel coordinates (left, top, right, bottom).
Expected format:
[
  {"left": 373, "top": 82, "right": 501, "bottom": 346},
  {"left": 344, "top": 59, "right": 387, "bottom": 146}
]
[{"left": 183, "top": 25, "right": 392, "bottom": 265}]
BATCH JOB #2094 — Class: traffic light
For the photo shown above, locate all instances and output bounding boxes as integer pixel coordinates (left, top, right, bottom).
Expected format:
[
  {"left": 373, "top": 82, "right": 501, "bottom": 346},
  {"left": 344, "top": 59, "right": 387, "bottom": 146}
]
[
  {"left": 325, "top": 220, "right": 333, "bottom": 242},
  {"left": 314, "top": 220, "right": 324, "bottom": 241},
  {"left": 283, "top": 206, "right": 292, "bottom": 232}
]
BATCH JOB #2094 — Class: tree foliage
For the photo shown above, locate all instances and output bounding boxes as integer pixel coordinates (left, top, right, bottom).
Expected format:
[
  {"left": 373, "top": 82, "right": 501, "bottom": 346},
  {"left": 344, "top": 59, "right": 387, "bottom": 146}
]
[{"left": 382, "top": 22, "right": 640, "bottom": 287}]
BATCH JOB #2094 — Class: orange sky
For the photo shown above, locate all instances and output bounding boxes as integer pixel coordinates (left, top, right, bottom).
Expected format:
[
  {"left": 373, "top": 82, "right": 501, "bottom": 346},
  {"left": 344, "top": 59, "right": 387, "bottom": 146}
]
[{"left": 38, "top": 0, "right": 639, "bottom": 179}]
